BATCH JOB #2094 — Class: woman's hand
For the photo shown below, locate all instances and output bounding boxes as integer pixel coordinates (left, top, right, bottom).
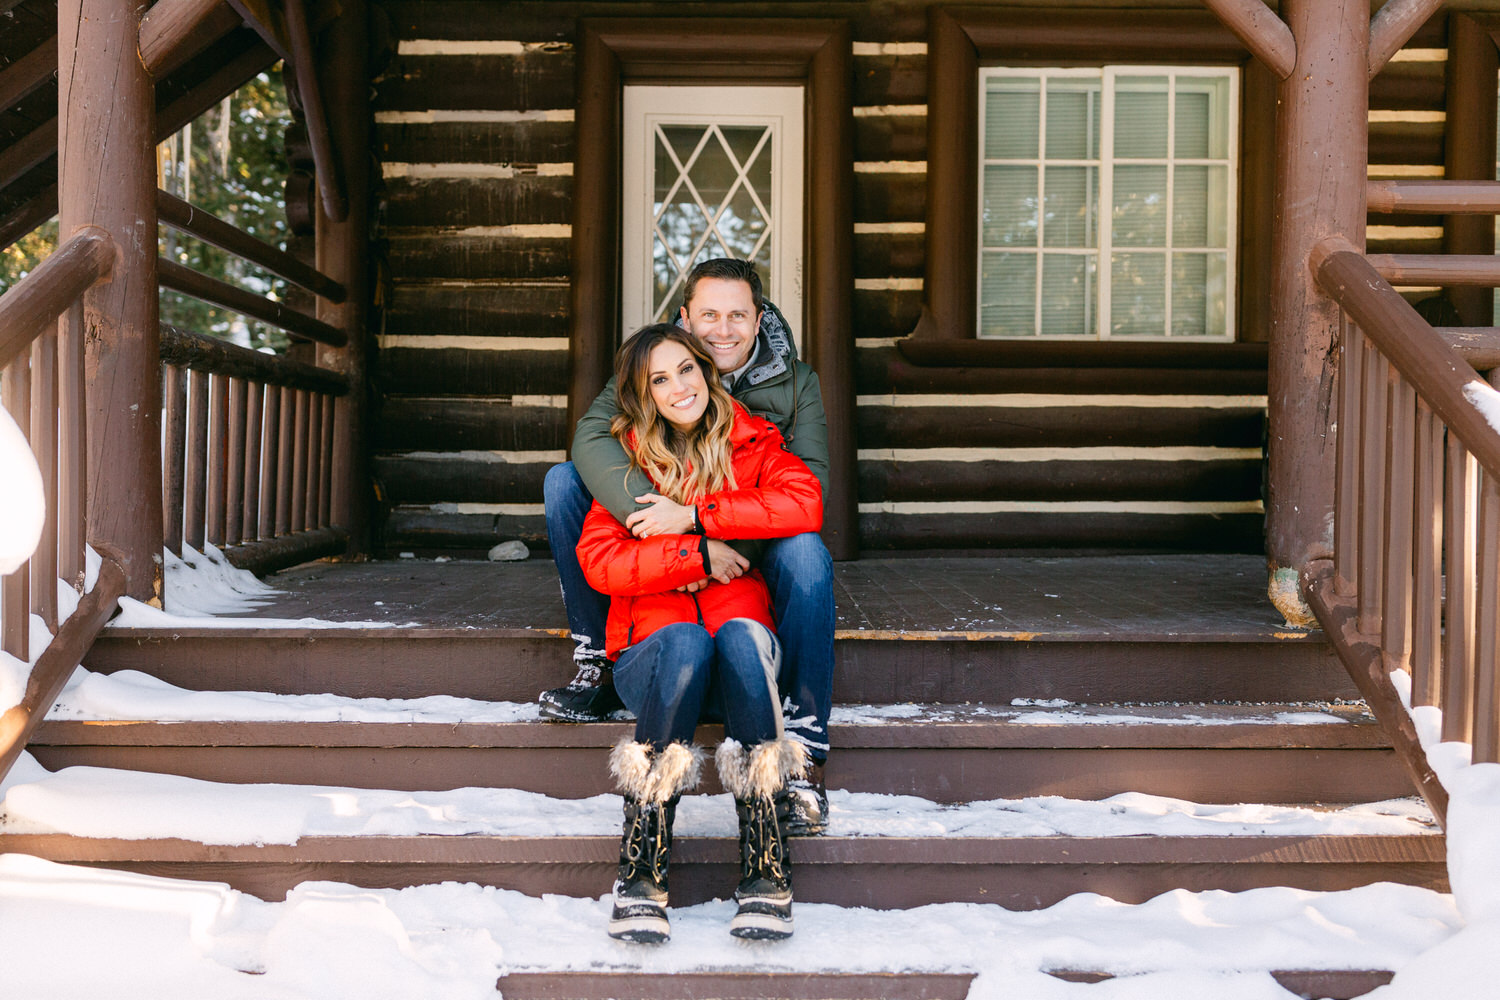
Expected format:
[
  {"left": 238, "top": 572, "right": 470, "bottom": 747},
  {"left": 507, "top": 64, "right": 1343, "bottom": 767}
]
[
  {"left": 704, "top": 539, "right": 750, "bottom": 583},
  {"left": 626, "top": 493, "right": 697, "bottom": 538}
]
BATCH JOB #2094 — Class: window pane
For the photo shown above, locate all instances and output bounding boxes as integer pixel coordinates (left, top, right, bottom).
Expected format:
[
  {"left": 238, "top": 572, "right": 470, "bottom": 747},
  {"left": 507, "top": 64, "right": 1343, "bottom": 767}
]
[
  {"left": 1172, "top": 252, "right": 1228, "bottom": 338},
  {"left": 1112, "top": 165, "right": 1168, "bottom": 247},
  {"left": 1043, "top": 166, "right": 1096, "bottom": 248},
  {"left": 1114, "top": 76, "right": 1168, "bottom": 158},
  {"left": 980, "top": 252, "right": 1037, "bottom": 337},
  {"left": 1111, "top": 252, "right": 1166, "bottom": 336},
  {"left": 1175, "top": 76, "right": 1232, "bottom": 159},
  {"left": 1046, "top": 77, "right": 1100, "bottom": 160},
  {"left": 984, "top": 77, "right": 1040, "bottom": 159},
  {"left": 982, "top": 165, "right": 1039, "bottom": 247},
  {"left": 1041, "top": 253, "right": 1095, "bottom": 336},
  {"left": 1172, "top": 165, "right": 1229, "bottom": 247}
]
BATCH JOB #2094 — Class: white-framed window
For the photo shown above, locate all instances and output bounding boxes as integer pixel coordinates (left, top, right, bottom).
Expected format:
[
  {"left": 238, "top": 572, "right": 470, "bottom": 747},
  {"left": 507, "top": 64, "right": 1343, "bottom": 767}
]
[
  {"left": 978, "top": 66, "right": 1239, "bottom": 340},
  {"left": 621, "top": 85, "right": 804, "bottom": 339}
]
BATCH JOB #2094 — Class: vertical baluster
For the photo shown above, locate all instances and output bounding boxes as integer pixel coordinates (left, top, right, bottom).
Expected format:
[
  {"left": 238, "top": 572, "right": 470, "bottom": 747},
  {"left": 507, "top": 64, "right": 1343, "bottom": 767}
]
[
  {"left": 57, "top": 302, "right": 86, "bottom": 590},
  {"left": 291, "top": 389, "right": 310, "bottom": 532},
  {"left": 29, "top": 329, "right": 58, "bottom": 628},
  {"left": 3, "top": 348, "right": 33, "bottom": 660},
  {"left": 184, "top": 369, "right": 210, "bottom": 552},
  {"left": 226, "top": 378, "right": 247, "bottom": 546},
  {"left": 1358, "top": 342, "right": 1388, "bottom": 634},
  {"left": 260, "top": 383, "right": 282, "bottom": 540},
  {"left": 1443, "top": 438, "right": 1478, "bottom": 743},
  {"left": 243, "top": 381, "right": 264, "bottom": 543},
  {"left": 1381, "top": 376, "right": 1416, "bottom": 671},
  {"left": 304, "top": 389, "right": 321, "bottom": 532},
  {"left": 1475, "top": 473, "right": 1500, "bottom": 763},
  {"left": 162, "top": 364, "right": 188, "bottom": 555},
  {"left": 1411, "top": 401, "right": 1444, "bottom": 706},
  {"left": 319, "top": 393, "right": 335, "bottom": 528},
  {"left": 206, "top": 374, "right": 229, "bottom": 548},
  {"left": 1335, "top": 318, "right": 1363, "bottom": 596},
  {"left": 276, "top": 385, "right": 295, "bottom": 536}
]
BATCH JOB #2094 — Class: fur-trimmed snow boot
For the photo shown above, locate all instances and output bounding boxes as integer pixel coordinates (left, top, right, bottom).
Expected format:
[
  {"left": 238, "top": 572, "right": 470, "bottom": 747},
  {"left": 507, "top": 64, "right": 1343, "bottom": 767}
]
[
  {"left": 716, "top": 736, "right": 808, "bottom": 940},
  {"left": 607, "top": 739, "right": 703, "bottom": 943}
]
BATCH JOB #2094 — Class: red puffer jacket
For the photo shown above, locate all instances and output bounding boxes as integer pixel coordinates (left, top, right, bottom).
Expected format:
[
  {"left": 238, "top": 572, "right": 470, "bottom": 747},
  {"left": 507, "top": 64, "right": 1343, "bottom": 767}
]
[{"left": 576, "top": 403, "right": 823, "bottom": 658}]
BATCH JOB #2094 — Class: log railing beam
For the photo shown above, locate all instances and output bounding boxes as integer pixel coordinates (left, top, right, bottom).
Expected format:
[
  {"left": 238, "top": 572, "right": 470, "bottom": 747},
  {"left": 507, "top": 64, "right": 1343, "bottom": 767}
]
[
  {"left": 0, "top": 227, "right": 114, "bottom": 371},
  {"left": 1368, "top": 180, "right": 1500, "bottom": 215},
  {"left": 158, "top": 258, "right": 347, "bottom": 347},
  {"left": 1368, "top": 0, "right": 1446, "bottom": 80},
  {"left": 1199, "top": 0, "right": 1296, "bottom": 79},
  {"left": 1367, "top": 254, "right": 1500, "bottom": 287}
]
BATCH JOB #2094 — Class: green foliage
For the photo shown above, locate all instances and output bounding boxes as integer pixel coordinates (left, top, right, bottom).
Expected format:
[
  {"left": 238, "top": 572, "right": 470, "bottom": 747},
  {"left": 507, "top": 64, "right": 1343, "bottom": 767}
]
[
  {"left": 159, "top": 66, "right": 295, "bottom": 352},
  {"left": 0, "top": 219, "right": 57, "bottom": 295}
]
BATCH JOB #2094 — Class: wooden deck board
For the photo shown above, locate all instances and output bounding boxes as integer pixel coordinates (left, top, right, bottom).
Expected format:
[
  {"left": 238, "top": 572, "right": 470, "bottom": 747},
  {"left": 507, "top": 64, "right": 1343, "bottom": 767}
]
[{"left": 228, "top": 554, "right": 1310, "bottom": 638}]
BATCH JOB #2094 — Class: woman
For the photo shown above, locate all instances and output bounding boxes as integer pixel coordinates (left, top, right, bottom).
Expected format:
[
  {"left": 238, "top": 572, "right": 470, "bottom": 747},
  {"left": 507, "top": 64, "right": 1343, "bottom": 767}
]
[{"left": 576, "top": 323, "right": 823, "bottom": 944}]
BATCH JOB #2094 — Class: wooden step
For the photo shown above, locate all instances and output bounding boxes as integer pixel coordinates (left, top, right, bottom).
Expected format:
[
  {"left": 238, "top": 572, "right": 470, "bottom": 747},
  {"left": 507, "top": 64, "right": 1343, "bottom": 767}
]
[
  {"left": 85, "top": 627, "right": 1355, "bottom": 704},
  {"left": 0, "top": 832, "right": 1446, "bottom": 908},
  {"left": 29, "top": 704, "right": 1412, "bottom": 803}
]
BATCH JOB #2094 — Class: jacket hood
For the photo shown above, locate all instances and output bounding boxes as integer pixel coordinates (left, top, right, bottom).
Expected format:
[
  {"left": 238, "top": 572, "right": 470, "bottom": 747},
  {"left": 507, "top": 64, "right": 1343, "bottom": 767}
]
[{"left": 675, "top": 297, "right": 798, "bottom": 390}]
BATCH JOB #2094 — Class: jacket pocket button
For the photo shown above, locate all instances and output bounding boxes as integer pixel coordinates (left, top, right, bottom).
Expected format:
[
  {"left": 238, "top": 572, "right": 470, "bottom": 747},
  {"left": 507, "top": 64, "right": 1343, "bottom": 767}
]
[{"left": 679, "top": 549, "right": 689, "bottom": 557}]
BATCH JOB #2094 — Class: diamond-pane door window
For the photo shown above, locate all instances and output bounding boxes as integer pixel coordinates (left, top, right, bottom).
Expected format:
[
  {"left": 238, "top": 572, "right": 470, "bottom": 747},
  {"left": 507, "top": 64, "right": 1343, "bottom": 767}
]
[{"left": 622, "top": 86, "right": 804, "bottom": 341}]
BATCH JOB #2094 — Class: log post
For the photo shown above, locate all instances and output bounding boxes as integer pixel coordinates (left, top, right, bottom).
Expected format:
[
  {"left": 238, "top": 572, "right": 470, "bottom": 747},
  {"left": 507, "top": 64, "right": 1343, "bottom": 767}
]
[
  {"left": 1442, "top": 13, "right": 1498, "bottom": 327},
  {"left": 315, "top": 0, "right": 372, "bottom": 556},
  {"left": 1264, "top": 0, "right": 1369, "bottom": 624},
  {"left": 59, "top": 0, "right": 163, "bottom": 603}
]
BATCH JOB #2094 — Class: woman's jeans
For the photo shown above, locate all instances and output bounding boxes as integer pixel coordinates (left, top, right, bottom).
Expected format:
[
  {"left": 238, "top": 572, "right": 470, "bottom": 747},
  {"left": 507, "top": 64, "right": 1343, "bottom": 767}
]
[
  {"left": 613, "top": 620, "right": 783, "bottom": 749},
  {"left": 545, "top": 461, "right": 835, "bottom": 761}
]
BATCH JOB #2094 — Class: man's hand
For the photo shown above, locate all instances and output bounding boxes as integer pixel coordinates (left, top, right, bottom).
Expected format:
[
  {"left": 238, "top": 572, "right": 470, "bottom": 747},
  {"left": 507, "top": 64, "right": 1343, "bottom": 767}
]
[
  {"left": 704, "top": 539, "right": 749, "bottom": 584},
  {"left": 676, "top": 578, "right": 710, "bottom": 593},
  {"left": 626, "top": 493, "right": 696, "bottom": 538}
]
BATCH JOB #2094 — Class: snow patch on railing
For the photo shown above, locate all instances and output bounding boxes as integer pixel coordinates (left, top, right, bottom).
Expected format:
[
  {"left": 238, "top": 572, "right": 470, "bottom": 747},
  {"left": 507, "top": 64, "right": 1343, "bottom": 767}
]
[
  {"left": 1462, "top": 378, "right": 1500, "bottom": 437},
  {"left": 0, "top": 407, "right": 44, "bottom": 576}
]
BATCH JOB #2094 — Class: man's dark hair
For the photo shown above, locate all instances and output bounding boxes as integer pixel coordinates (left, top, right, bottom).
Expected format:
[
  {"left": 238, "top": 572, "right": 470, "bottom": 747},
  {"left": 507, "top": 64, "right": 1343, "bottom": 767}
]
[{"left": 682, "top": 258, "right": 764, "bottom": 314}]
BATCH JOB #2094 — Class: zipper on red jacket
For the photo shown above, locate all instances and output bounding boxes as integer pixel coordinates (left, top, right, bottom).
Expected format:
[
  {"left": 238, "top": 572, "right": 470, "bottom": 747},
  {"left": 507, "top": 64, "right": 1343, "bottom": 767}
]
[{"left": 690, "top": 592, "right": 705, "bottom": 627}]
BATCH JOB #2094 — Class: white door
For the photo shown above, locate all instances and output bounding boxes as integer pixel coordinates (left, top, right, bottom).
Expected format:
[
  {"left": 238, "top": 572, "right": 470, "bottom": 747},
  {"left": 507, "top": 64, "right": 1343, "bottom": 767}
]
[{"left": 621, "top": 85, "right": 804, "bottom": 342}]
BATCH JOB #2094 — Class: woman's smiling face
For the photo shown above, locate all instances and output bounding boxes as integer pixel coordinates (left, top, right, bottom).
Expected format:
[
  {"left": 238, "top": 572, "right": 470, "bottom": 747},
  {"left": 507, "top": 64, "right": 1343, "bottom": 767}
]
[{"left": 647, "top": 339, "right": 710, "bottom": 429}]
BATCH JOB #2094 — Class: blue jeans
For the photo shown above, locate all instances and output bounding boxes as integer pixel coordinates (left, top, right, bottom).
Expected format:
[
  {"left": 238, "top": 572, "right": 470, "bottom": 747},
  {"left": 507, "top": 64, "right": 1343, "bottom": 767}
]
[
  {"left": 613, "top": 619, "right": 783, "bottom": 748},
  {"left": 544, "top": 462, "right": 835, "bottom": 761}
]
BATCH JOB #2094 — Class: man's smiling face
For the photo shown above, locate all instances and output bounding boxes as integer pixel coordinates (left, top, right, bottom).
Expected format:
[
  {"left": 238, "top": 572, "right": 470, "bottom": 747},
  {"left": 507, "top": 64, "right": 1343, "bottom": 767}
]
[{"left": 680, "top": 276, "right": 762, "bottom": 374}]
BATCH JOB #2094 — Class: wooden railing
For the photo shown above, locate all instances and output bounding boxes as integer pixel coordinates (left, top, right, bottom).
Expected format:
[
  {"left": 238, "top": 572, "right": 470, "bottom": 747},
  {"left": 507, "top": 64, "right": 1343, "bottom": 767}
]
[
  {"left": 0, "top": 228, "right": 130, "bottom": 781},
  {"left": 1306, "top": 229, "right": 1500, "bottom": 827}
]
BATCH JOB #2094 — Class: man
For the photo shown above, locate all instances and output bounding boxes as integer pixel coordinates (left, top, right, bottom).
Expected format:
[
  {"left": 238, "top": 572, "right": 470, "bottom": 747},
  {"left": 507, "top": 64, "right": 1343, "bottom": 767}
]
[{"left": 540, "top": 257, "right": 835, "bottom": 834}]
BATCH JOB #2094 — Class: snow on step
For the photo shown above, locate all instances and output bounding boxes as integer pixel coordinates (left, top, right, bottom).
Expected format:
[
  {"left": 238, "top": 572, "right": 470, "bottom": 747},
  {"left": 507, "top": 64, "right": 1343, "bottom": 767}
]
[
  {"left": 0, "top": 852, "right": 1462, "bottom": 1000},
  {"left": 0, "top": 752, "right": 1435, "bottom": 846}
]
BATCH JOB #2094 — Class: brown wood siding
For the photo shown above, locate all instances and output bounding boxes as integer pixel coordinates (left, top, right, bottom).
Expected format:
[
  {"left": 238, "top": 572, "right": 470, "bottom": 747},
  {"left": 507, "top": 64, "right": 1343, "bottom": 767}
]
[{"left": 368, "top": 2, "right": 1456, "bottom": 555}]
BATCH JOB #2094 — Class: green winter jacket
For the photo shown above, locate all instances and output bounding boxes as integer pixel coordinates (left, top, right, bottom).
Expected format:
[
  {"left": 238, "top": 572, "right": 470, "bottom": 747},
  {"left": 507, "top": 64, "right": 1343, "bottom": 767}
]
[{"left": 570, "top": 301, "right": 829, "bottom": 537}]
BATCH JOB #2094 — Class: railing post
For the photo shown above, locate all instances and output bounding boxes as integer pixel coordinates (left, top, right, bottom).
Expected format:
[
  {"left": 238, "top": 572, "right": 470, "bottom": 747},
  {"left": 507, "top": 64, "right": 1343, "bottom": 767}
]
[
  {"left": 1265, "top": 0, "right": 1369, "bottom": 622},
  {"left": 315, "top": 0, "right": 372, "bottom": 557},
  {"left": 59, "top": 0, "right": 163, "bottom": 603}
]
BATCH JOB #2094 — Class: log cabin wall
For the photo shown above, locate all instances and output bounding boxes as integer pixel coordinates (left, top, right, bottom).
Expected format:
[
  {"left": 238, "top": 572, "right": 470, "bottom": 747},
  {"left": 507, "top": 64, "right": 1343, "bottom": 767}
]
[{"left": 365, "top": 1, "right": 1457, "bottom": 557}]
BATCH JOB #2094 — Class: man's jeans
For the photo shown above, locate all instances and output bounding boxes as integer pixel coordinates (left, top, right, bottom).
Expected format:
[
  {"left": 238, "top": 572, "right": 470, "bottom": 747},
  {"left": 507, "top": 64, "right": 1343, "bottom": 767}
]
[
  {"left": 613, "top": 619, "right": 782, "bottom": 749},
  {"left": 544, "top": 461, "right": 836, "bottom": 761}
]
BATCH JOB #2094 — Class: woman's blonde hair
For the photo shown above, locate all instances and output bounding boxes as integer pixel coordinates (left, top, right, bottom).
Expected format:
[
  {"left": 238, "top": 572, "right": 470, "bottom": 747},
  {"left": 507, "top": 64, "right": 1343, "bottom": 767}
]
[{"left": 610, "top": 324, "right": 738, "bottom": 504}]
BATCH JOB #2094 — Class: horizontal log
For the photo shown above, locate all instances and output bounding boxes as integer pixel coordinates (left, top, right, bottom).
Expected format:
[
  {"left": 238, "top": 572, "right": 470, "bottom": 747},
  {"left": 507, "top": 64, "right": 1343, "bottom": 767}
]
[
  {"left": 856, "top": 347, "right": 1269, "bottom": 396},
  {"left": 856, "top": 404, "right": 1265, "bottom": 450},
  {"left": 0, "top": 556, "right": 127, "bottom": 783},
  {"left": 221, "top": 527, "right": 348, "bottom": 576},
  {"left": 385, "top": 232, "right": 570, "bottom": 281},
  {"left": 896, "top": 338, "right": 1270, "bottom": 370},
  {"left": 0, "top": 115, "right": 56, "bottom": 190},
  {"left": 853, "top": 172, "right": 924, "bottom": 224},
  {"left": 374, "top": 347, "right": 568, "bottom": 396},
  {"left": 1368, "top": 121, "right": 1444, "bottom": 166},
  {"left": 853, "top": 287, "right": 922, "bottom": 338},
  {"left": 1370, "top": 63, "right": 1444, "bottom": 111},
  {"left": 858, "top": 510, "right": 1264, "bottom": 552},
  {"left": 851, "top": 51, "right": 926, "bottom": 106},
  {"left": 373, "top": 52, "right": 575, "bottom": 112},
  {"left": 854, "top": 232, "right": 925, "bottom": 279},
  {"left": 375, "top": 120, "right": 574, "bottom": 164},
  {"left": 854, "top": 113, "right": 926, "bottom": 162},
  {"left": 0, "top": 37, "right": 56, "bottom": 111},
  {"left": 158, "top": 258, "right": 347, "bottom": 346},
  {"left": 1367, "top": 236, "right": 1442, "bottom": 258},
  {"left": 140, "top": 0, "right": 243, "bottom": 78},
  {"left": 383, "top": 174, "right": 572, "bottom": 228},
  {"left": 376, "top": 398, "right": 567, "bottom": 451},
  {"left": 159, "top": 324, "right": 349, "bottom": 394},
  {"left": 1368, "top": 254, "right": 1500, "bottom": 287},
  {"left": 1368, "top": 180, "right": 1500, "bottom": 214},
  {"left": 1438, "top": 327, "right": 1500, "bottom": 370},
  {"left": 385, "top": 281, "right": 570, "bottom": 338},
  {"left": 373, "top": 453, "right": 550, "bottom": 504},
  {"left": 858, "top": 458, "right": 1262, "bottom": 503},
  {"left": 0, "top": 226, "right": 114, "bottom": 370},
  {"left": 158, "top": 190, "right": 345, "bottom": 301},
  {"left": 382, "top": 506, "right": 547, "bottom": 552}
]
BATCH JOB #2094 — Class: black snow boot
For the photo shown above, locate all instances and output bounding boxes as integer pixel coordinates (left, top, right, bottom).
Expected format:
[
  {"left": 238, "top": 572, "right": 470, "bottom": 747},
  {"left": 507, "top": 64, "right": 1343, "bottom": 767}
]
[
  {"left": 607, "top": 740, "right": 703, "bottom": 943},
  {"left": 716, "top": 737, "right": 808, "bottom": 940},
  {"left": 539, "top": 658, "right": 625, "bottom": 722}
]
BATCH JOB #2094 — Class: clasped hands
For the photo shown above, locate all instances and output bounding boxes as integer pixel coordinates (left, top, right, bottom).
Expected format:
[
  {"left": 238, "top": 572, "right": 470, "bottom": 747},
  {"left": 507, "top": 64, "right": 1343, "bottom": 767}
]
[{"left": 626, "top": 492, "right": 748, "bottom": 592}]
